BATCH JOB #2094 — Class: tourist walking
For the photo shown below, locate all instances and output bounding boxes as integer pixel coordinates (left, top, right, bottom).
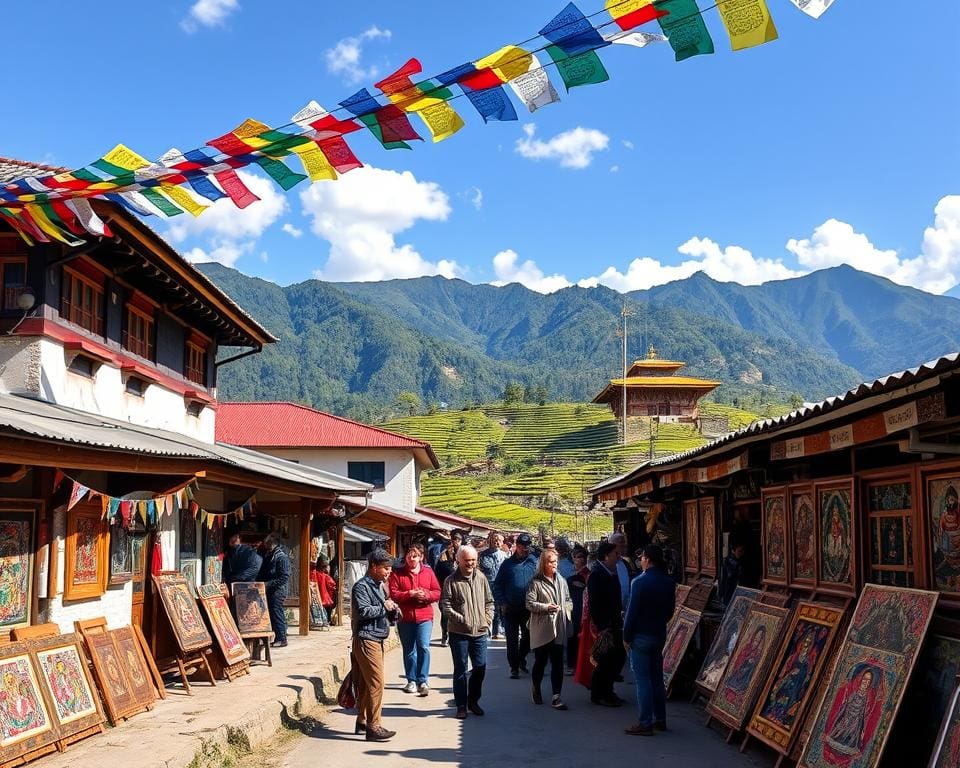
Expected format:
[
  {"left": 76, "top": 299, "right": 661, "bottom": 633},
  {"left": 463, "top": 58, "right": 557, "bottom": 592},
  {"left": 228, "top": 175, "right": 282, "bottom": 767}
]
[
  {"left": 223, "top": 533, "right": 263, "bottom": 589},
  {"left": 586, "top": 541, "right": 626, "bottom": 707},
  {"left": 258, "top": 533, "right": 290, "bottom": 648},
  {"left": 388, "top": 543, "right": 441, "bottom": 696},
  {"left": 492, "top": 532, "right": 538, "bottom": 678},
  {"left": 623, "top": 545, "right": 676, "bottom": 736},
  {"left": 526, "top": 549, "right": 573, "bottom": 710},
  {"left": 350, "top": 549, "right": 399, "bottom": 742},
  {"left": 434, "top": 539, "right": 459, "bottom": 645},
  {"left": 440, "top": 545, "right": 494, "bottom": 720},
  {"left": 566, "top": 546, "right": 590, "bottom": 675},
  {"left": 478, "top": 532, "right": 508, "bottom": 638}
]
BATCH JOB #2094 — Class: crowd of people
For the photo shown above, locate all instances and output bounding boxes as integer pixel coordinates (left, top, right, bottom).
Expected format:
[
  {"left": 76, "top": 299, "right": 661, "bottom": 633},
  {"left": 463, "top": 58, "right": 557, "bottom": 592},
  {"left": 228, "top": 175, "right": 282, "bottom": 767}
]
[{"left": 348, "top": 528, "right": 678, "bottom": 742}]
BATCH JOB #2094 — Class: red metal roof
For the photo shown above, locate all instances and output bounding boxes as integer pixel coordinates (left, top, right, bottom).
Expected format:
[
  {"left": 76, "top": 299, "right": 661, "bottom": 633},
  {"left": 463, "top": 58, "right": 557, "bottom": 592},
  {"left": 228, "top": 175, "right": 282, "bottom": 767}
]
[{"left": 216, "top": 402, "right": 439, "bottom": 467}]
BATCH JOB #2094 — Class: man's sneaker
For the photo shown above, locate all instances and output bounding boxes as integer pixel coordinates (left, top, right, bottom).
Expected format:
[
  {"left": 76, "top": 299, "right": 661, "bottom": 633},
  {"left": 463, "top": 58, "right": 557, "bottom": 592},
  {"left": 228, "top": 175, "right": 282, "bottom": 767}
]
[
  {"left": 510, "top": 669, "right": 520, "bottom": 679},
  {"left": 551, "top": 695, "right": 568, "bottom": 710},
  {"left": 418, "top": 683, "right": 429, "bottom": 697},
  {"left": 402, "top": 681, "right": 417, "bottom": 694},
  {"left": 365, "top": 725, "right": 396, "bottom": 742}
]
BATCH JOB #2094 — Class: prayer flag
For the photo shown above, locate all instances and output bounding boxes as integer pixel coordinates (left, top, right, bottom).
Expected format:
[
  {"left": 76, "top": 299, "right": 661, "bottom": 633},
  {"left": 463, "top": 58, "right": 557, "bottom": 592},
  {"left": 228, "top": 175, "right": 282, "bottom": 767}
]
[
  {"left": 105, "top": 191, "right": 154, "bottom": 217},
  {"left": 119, "top": 500, "right": 132, "bottom": 528},
  {"left": 603, "top": 28, "right": 668, "bottom": 47},
  {"left": 318, "top": 137, "right": 364, "bottom": 172},
  {"left": 789, "top": 0, "right": 834, "bottom": 19},
  {"left": 67, "top": 481, "right": 89, "bottom": 511},
  {"left": 54, "top": 470, "right": 65, "bottom": 490},
  {"left": 474, "top": 46, "right": 533, "bottom": 83},
  {"left": 146, "top": 500, "right": 157, "bottom": 524},
  {"left": 437, "top": 62, "right": 519, "bottom": 122},
  {"left": 208, "top": 118, "right": 274, "bottom": 156},
  {"left": 539, "top": 3, "right": 609, "bottom": 56},
  {"left": 137, "top": 500, "right": 147, "bottom": 525},
  {"left": 64, "top": 199, "right": 112, "bottom": 236},
  {"left": 159, "top": 184, "right": 208, "bottom": 216},
  {"left": 290, "top": 142, "right": 337, "bottom": 182},
  {"left": 93, "top": 144, "right": 151, "bottom": 177},
  {"left": 357, "top": 114, "right": 411, "bottom": 150},
  {"left": 341, "top": 88, "right": 422, "bottom": 145},
  {"left": 213, "top": 168, "right": 260, "bottom": 208},
  {"left": 717, "top": 0, "right": 777, "bottom": 51},
  {"left": 310, "top": 113, "right": 363, "bottom": 140},
  {"left": 292, "top": 100, "right": 329, "bottom": 129},
  {"left": 25, "top": 204, "right": 84, "bottom": 245},
  {"left": 139, "top": 188, "right": 185, "bottom": 217},
  {"left": 655, "top": 0, "right": 715, "bottom": 61},
  {"left": 0, "top": 207, "right": 45, "bottom": 244},
  {"left": 545, "top": 46, "right": 610, "bottom": 91},
  {"left": 185, "top": 172, "right": 227, "bottom": 202},
  {"left": 255, "top": 156, "right": 308, "bottom": 191},
  {"left": 376, "top": 60, "right": 465, "bottom": 143},
  {"left": 101, "top": 495, "right": 110, "bottom": 520},
  {"left": 46, "top": 202, "right": 87, "bottom": 237},
  {"left": 605, "top": 0, "right": 669, "bottom": 31},
  {"left": 108, "top": 497, "right": 121, "bottom": 520},
  {"left": 508, "top": 54, "right": 561, "bottom": 113}
]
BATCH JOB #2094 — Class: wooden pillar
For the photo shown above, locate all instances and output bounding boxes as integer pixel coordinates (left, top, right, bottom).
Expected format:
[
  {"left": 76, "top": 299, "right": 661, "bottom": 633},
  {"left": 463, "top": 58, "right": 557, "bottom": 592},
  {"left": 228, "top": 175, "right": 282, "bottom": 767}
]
[
  {"left": 299, "top": 498, "right": 311, "bottom": 637},
  {"left": 335, "top": 522, "right": 345, "bottom": 626}
]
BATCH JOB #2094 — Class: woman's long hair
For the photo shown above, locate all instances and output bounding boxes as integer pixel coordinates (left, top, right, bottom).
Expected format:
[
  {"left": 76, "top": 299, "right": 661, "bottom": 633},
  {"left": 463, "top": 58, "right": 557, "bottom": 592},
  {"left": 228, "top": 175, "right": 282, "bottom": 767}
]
[{"left": 535, "top": 549, "right": 559, "bottom": 580}]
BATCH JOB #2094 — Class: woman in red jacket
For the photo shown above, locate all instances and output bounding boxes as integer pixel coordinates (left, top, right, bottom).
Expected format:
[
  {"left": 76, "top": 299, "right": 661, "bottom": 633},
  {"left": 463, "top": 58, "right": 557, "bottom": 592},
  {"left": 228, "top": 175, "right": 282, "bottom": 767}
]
[{"left": 388, "top": 543, "right": 441, "bottom": 696}]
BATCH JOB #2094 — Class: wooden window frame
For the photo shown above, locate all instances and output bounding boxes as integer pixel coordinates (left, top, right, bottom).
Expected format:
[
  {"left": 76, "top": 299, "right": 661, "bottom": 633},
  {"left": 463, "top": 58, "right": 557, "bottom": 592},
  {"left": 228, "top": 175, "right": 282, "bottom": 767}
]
[
  {"left": 61, "top": 267, "right": 104, "bottom": 336},
  {"left": 185, "top": 340, "right": 208, "bottom": 387},
  {"left": 122, "top": 304, "right": 155, "bottom": 361},
  {"left": 0, "top": 257, "right": 28, "bottom": 311},
  {"left": 64, "top": 503, "right": 109, "bottom": 601}
]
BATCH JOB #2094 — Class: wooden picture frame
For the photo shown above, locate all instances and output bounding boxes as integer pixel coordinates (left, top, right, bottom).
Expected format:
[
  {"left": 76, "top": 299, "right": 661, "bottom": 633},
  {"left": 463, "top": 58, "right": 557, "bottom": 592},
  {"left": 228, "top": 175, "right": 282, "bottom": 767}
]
[
  {"left": 761, "top": 487, "right": 788, "bottom": 586},
  {"left": 684, "top": 499, "right": 700, "bottom": 576},
  {"left": 64, "top": 504, "right": 108, "bottom": 602},
  {"left": 863, "top": 474, "right": 916, "bottom": 589},
  {"left": 110, "top": 627, "right": 156, "bottom": 709},
  {"left": 202, "top": 522, "right": 223, "bottom": 586},
  {"left": 197, "top": 584, "right": 249, "bottom": 666},
  {"left": 31, "top": 633, "right": 104, "bottom": 741},
  {"left": 0, "top": 504, "right": 37, "bottom": 633},
  {"left": 700, "top": 497, "right": 717, "bottom": 577},
  {"left": 663, "top": 607, "right": 701, "bottom": 692},
  {"left": 80, "top": 629, "right": 141, "bottom": 726},
  {"left": 925, "top": 471, "right": 960, "bottom": 599},
  {"left": 748, "top": 601, "right": 846, "bottom": 756},
  {"left": 929, "top": 680, "right": 960, "bottom": 768},
  {"left": 675, "top": 583, "right": 692, "bottom": 607},
  {"left": 108, "top": 522, "right": 133, "bottom": 586},
  {"left": 153, "top": 575, "right": 212, "bottom": 653},
  {"left": 696, "top": 590, "right": 762, "bottom": 696},
  {"left": 815, "top": 478, "right": 856, "bottom": 597},
  {"left": 0, "top": 641, "right": 59, "bottom": 764},
  {"left": 232, "top": 582, "right": 273, "bottom": 636},
  {"left": 790, "top": 485, "right": 817, "bottom": 587}
]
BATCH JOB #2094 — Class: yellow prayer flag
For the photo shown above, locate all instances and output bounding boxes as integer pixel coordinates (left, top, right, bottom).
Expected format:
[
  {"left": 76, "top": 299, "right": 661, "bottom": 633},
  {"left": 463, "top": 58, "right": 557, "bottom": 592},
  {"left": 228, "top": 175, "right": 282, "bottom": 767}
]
[
  {"left": 233, "top": 118, "right": 272, "bottom": 138},
  {"left": 475, "top": 46, "right": 533, "bottom": 83},
  {"left": 207, "top": 513, "right": 215, "bottom": 530},
  {"left": 159, "top": 184, "right": 208, "bottom": 217},
  {"left": 717, "top": 0, "right": 778, "bottom": 51},
  {"left": 24, "top": 205, "right": 80, "bottom": 245},
  {"left": 605, "top": 0, "right": 651, "bottom": 17},
  {"left": 417, "top": 102, "right": 465, "bottom": 143},
  {"left": 101, "top": 495, "right": 111, "bottom": 519},
  {"left": 103, "top": 144, "right": 151, "bottom": 171},
  {"left": 137, "top": 501, "right": 148, "bottom": 524},
  {"left": 155, "top": 495, "right": 167, "bottom": 517},
  {"left": 290, "top": 143, "right": 337, "bottom": 182}
]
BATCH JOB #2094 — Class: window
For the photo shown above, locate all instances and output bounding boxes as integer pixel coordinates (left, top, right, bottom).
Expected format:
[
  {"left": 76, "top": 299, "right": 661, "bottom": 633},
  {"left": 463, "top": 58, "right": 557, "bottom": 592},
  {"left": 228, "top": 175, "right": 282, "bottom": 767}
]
[
  {"left": 67, "top": 355, "right": 95, "bottom": 378},
  {"left": 125, "top": 377, "right": 147, "bottom": 397},
  {"left": 1, "top": 259, "right": 27, "bottom": 310},
  {"left": 348, "top": 461, "right": 385, "bottom": 489},
  {"left": 186, "top": 400, "right": 205, "bottom": 418},
  {"left": 185, "top": 341, "right": 207, "bottom": 386},
  {"left": 123, "top": 305, "right": 154, "bottom": 360},
  {"left": 61, "top": 268, "right": 104, "bottom": 335}
]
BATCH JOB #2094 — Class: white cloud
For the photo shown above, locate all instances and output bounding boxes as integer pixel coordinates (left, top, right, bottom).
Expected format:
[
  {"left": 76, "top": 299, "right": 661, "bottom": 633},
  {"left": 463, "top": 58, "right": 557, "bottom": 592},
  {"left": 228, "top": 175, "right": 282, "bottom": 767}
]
[
  {"left": 578, "top": 237, "right": 802, "bottom": 291},
  {"left": 182, "top": 240, "right": 252, "bottom": 268},
  {"left": 463, "top": 187, "right": 483, "bottom": 211},
  {"left": 622, "top": 139, "right": 634, "bottom": 150},
  {"left": 282, "top": 223, "right": 303, "bottom": 238},
  {"left": 180, "top": 0, "right": 239, "bottom": 33},
  {"left": 324, "top": 26, "right": 392, "bottom": 84},
  {"left": 491, "top": 250, "right": 572, "bottom": 294},
  {"left": 785, "top": 195, "right": 960, "bottom": 294},
  {"left": 300, "top": 166, "right": 459, "bottom": 282},
  {"left": 515, "top": 124, "right": 609, "bottom": 169},
  {"left": 609, "top": 165, "right": 620, "bottom": 173}
]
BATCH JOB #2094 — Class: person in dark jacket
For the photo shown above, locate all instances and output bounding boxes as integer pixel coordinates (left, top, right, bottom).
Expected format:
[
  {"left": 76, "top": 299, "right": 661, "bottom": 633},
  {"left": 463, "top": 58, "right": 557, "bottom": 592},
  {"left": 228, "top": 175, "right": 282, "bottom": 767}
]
[
  {"left": 223, "top": 533, "right": 262, "bottom": 588},
  {"left": 492, "top": 532, "right": 538, "bottom": 678},
  {"left": 351, "top": 549, "right": 399, "bottom": 742},
  {"left": 434, "top": 539, "right": 459, "bottom": 646},
  {"left": 622, "top": 544, "right": 676, "bottom": 736},
  {"left": 257, "top": 533, "right": 291, "bottom": 647},
  {"left": 566, "top": 546, "right": 590, "bottom": 675},
  {"left": 587, "top": 541, "right": 626, "bottom": 707},
  {"left": 719, "top": 543, "right": 746, "bottom": 608}
]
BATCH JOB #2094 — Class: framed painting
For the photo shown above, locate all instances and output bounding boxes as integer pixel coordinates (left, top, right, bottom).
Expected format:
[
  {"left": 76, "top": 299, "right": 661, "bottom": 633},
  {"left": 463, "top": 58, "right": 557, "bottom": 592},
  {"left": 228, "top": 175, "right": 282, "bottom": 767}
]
[
  {"left": 696, "top": 590, "right": 761, "bottom": 695},
  {"left": 865, "top": 477, "right": 915, "bottom": 588},
  {"left": 790, "top": 486, "right": 816, "bottom": 585},
  {"left": 111, "top": 627, "right": 156, "bottom": 708},
  {"left": 700, "top": 498, "right": 717, "bottom": 577},
  {"left": 83, "top": 630, "right": 138, "bottom": 725},
  {"left": 929, "top": 682, "right": 960, "bottom": 768},
  {"left": 706, "top": 601, "right": 790, "bottom": 731},
  {"left": 202, "top": 522, "right": 223, "bottom": 585},
  {"left": 0, "top": 507, "right": 36, "bottom": 632},
  {"left": 675, "top": 583, "right": 692, "bottom": 607},
  {"left": 108, "top": 523, "right": 133, "bottom": 586},
  {"left": 663, "top": 607, "right": 700, "bottom": 691},
  {"left": 197, "top": 584, "right": 249, "bottom": 665},
  {"left": 927, "top": 474, "right": 960, "bottom": 594},
  {"left": 32, "top": 633, "right": 103, "bottom": 736},
  {"left": 761, "top": 487, "right": 788, "bottom": 585},
  {"left": 799, "top": 584, "right": 938, "bottom": 768},
  {"left": 232, "top": 582, "right": 272, "bottom": 636},
  {"left": 684, "top": 500, "right": 700, "bottom": 575},
  {"left": 817, "top": 481, "right": 856, "bottom": 595},
  {"left": 748, "top": 601, "right": 845, "bottom": 755},
  {"left": 153, "top": 575, "right": 212, "bottom": 653},
  {"left": 64, "top": 504, "right": 107, "bottom": 601},
  {"left": 0, "top": 642, "right": 57, "bottom": 760}
]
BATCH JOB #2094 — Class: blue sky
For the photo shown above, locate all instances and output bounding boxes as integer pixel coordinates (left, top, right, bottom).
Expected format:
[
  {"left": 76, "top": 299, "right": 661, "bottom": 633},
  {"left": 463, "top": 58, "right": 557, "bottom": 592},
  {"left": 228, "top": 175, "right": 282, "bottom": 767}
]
[{"left": 3, "top": 1, "right": 959, "bottom": 293}]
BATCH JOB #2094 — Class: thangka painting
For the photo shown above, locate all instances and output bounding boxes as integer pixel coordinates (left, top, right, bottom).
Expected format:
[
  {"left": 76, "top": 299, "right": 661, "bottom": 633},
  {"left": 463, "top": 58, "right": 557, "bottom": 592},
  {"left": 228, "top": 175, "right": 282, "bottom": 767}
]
[
  {"left": 706, "top": 601, "right": 790, "bottom": 731},
  {"left": 202, "top": 522, "right": 223, "bottom": 585},
  {"left": 0, "top": 645, "right": 56, "bottom": 758},
  {"left": 696, "top": 590, "right": 762, "bottom": 695},
  {"left": 33, "top": 634, "right": 103, "bottom": 736},
  {"left": 762, "top": 488, "right": 787, "bottom": 584},
  {"left": 64, "top": 506, "right": 106, "bottom": 601},
  {"left": 684, "top": 500, "right": 700, "bottom": 575},
  {"left": 818, "top": 484, "right": 855, "bottom": 592},
  {"left": 701, "top": 498, "right": 717, "bottom": 576},
  {"left": 108, "top": 523, "right": 133, "bottom": 586},
  {"left": 928, "top": 476, "right": 960, "bottom": 593},
  {"left": 675, "top": 583, "right": 692, "bottom": 607},
  {"left": 154, "top": 575, "right": 212, "bottom": 653},
  {"left": 309, "top": 582, "right": 329, "bottom": 629},
  {"left": 0, "top": 510, "right": 34, "bottom": 631},
  {"left": 930, "top": 682, "right": 960, "bottom": 768},
  {"left": 197, "top": 585, "right": 249, "bottom": 665},
  {"left": 791, "top": 488, "right": 816, "bottom": 583},
  {"left": 232, "top": 582, "right": 272, "bottom": 636},
  {"left": 749, "top": 602, "right": 845, "bottom": 755},
  {"left": 663, "top": 607, "right": 700, "bottom": 691},
  {"left": 111, "top": 627, "right": 156, "bottom": 708},
  {"left": 799, "top": 584, "right": 938, "bottom": 768},
  {"left": 84, "top": 631, "right": 136, "bottom": 725}
]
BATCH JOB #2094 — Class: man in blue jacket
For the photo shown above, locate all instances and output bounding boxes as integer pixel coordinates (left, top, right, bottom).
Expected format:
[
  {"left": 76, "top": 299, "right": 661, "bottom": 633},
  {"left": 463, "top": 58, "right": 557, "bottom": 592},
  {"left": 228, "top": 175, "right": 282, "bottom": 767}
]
[
  {"left": 258, "top": 533, "right": 291, "bottom": 648},
  {"left": 492, "top": 532, "right": 537, "bottom": 679},
  {"left": 622, "top": 544, "right": 676, "bottom": 736}
]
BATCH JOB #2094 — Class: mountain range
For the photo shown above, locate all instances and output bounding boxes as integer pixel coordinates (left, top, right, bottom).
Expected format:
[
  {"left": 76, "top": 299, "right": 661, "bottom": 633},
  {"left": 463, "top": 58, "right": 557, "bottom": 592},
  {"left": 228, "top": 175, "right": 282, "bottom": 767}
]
[{"left": 198, "top": 263, "right": 960, "bottom": 420}]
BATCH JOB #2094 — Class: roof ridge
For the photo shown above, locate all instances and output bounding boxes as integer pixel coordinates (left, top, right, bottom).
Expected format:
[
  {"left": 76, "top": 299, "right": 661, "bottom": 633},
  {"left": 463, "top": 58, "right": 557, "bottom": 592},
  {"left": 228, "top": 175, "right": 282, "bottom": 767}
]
[{"left": 0, "top": 156, "right": 70, "bottom": 174}]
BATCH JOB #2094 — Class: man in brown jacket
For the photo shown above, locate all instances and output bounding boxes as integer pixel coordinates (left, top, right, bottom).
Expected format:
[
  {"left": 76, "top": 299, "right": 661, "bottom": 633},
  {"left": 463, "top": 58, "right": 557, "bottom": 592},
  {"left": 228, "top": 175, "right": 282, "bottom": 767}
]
[{"left": 440, "top": 545, "right": 494, "bottom": 719}]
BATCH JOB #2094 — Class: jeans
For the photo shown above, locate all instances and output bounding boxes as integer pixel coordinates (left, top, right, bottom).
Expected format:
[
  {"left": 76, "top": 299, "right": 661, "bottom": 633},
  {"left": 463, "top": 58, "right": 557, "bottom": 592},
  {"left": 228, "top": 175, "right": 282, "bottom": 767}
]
[
  {"left": 448, "top": 633, "right": 488, "bottom": 706},
  {"left": 397, "top": 620, "right": 432, "bottom": 684},
  {"left": 532, "top": 642, "right": 565, "bottom": 696},
  {"left": 502, "top": 606, "right": 530, "bottom": 672},
  {"left": 629, "top": 634, "right": 667, "bottom": 727},
  {"left": 267, "top": 588, "right": 287, "bottom": 642}
]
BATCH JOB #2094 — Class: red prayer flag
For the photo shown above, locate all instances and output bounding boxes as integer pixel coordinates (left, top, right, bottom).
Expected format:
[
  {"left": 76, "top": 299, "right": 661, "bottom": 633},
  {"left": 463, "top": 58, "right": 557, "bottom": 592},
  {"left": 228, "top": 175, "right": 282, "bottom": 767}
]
[
  {"left": 375, "top": 57, "right": 423, "bottom": 94},
  {"left": 460, "top": 68, "right": 504, "bottom": 91},
  {"left": 613, "top": 4, "right": 669, "bottom": 31},
  {"left": 49, "top": 201, "right": 87, "bottom": 236},
  {"left": 318, "top": 137, "right": 363, "bottom": 174},
  {"left": 213, "top": 168, "right": 259, "bottom": 208},
  {"left": 310, "top": 114, "right": 363, "bottom": 140}
]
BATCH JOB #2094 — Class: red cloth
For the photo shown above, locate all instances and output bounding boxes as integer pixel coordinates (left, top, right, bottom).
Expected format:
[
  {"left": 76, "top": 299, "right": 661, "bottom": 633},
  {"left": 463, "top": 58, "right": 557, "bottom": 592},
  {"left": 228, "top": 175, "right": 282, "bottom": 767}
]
[
  {"left": 574, "top": 589, "right": 598, "bottom": 690},
  {"left": 310, "top": 566, "right": 337, "bottom": 608},
  {"left": 388, "top": 565, "right": 441, "bottom": 624},
  {"left": 150, "top": 534, "right": 163, "bottom": 575}
]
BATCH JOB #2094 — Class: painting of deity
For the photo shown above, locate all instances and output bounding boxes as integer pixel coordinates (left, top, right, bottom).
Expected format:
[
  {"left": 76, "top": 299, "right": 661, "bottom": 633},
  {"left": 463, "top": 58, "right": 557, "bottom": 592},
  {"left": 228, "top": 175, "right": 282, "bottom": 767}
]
[
  {"left": 198, "top": 587, "right": 249, "bottom": 665},
  {"left": 701, "top": 499, "right": 717, "bottom": 575},
  {"left": 696, "top": 592, "right": 760, "bottom": 694},
  {"left": 749, "top": 602, "right": 845, "bottom": 754},
  {"left": 868, "top": 481, "right": 911, "bottom": 513},
  {"left": 819, "top": 486, "right": 853, "bottom": 589},
  {"left": 203, "top": 523, "right": 223, "bottom": 585},
  {"left": 65, "top": 506, "right": 106, "bottom": 601},
  {"left": 663, "top": 608, "right": 700, "bottom": 691},
  {"left": 85, "top": 631, "right": 136, "bottom": 725},
  {"left": 930, "top": 683, "right": 960, "bottom": 768},
  {"left": 675, "top": 583, "right": 691, "bottom": 607},
  {"left": 847, "top": 584, "right": 937, "bottom": 657},
  {"left": 232, "top": 582, "right": 272, "bottom": 636},
  {"left": 762, "top": 489, "right": 787, "bottom": 583},
  {"left": 928, "top": 476, "right": 960, "bottom": 593},
  {"left": 154, "top": 575, "right": 212, "bottom": 653},
  {"left": 179, "top": 504, "right": 197, "bottom": 557},
  {"left": 35, "top": 643, "right": 97, "bottom": 727},
  {"left": 792, "top": 490, "right": 816, "bottom": 582},
  {"left": 74, "top": 517, "right": 99, "bottom": 584},
  {"left": 109, "top": 523, "right": 133, "bottom": 585},
  {"left": 707, "top": 601, "right": 789, "bottom": 730},
  {"left": 0, "top": 511, "right": 34, "bottom": 631},
  {"left": 112, "top": 627, "right": 156, "bottom": 708},
  {"left": 0, "top": 650, "right": 53, "bottom": 751},
  {"left": 684, "top": 500, "right": 699, "bottom": 574}
]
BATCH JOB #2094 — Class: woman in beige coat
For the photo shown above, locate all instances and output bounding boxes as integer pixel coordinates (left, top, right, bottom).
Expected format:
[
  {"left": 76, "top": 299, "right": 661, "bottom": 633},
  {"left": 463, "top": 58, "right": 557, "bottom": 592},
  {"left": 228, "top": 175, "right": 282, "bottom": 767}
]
[{"left": 526, "top": 549, "right": 574, "bottom": 709}]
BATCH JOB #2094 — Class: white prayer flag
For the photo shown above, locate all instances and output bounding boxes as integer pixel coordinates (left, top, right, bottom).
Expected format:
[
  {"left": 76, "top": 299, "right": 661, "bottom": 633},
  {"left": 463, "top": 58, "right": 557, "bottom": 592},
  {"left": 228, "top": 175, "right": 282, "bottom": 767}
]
[
  {"left": 789, "top": 0, "right": 835, "bottom": 19},
  {"left": 603, "top": 29, "right": 668, "bottom": 47},
  {"left": 64, "top": 199, "right": 108, "bottom": 236},
  {"left": 508, "top": 54, "right": 560, "bottom": 114},
  {"left": 291, "top": 100, "right": 329, "bottom": 129}
]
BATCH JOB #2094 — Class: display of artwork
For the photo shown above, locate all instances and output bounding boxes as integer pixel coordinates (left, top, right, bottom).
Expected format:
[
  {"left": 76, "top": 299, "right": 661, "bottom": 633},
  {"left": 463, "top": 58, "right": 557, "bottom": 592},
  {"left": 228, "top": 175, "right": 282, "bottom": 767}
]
[
  {"left": 749, "top": 602, "right": 845, "bottom": 755},
  {"left": 154, "top": 575, "right": 212, "bottom": 653},
  {"left": 675, "top": 583, "right": 692, "bottom": 607},
  {"left": 82, "top": 631, "right": 136, "bottom": 726},
  {"left": 701, "top": 498, "right": 717, "bottom": 575},
  {"left": 707, "top": 601, "right": 790, "bottom": 730},
  {"left": 930, "top": 682, "right": 960, "bottom": 768},
  {"left": 33, "top": 634, "right": 103, "bottom": 739},
  {"left": 762, "top": 488, "right": 787, "bottom": 584},
  {"left": 684, "top": 500, "right": 700, "bottom": 574},
  {"left": 111, "top": 627, "right": 156, "bottom": 708},
  {"left": 819, "top": 484, "right": 854, "bottom": 590},
  {"left": 0, "top": 647, "right": 54, "bottom": 753},
  {"left": 197, "top": 584, "right": 250, "bottom": 665},
  {"left": 0, "top": 510, "right": 34, "bottom": 631},
  {"left": 64, "top": 506, "right": 107, "bottom": 601},
  {"left": 130, "top": 533, "right": 147, "bottom": 597},
  {"left": 867, "top": 478, "right": 915, "bottom": 589},
  {"left": 799, "top": 584, "right": 938, "bottom": 768},
  {"left": 663, "top": 607, "right": 700, "bottom": 691},
  {"left": 696, "top": 590, "right": 761, "bottom": 695},
  {"left": 108, "top": 523, "right": 133, "bottom": 586},
  {"left": 791, "top": 488, "right": 816, "bottom": 583},
  {"left": 928, "top": 476, "right": 960, "bottom": 593},
  {"left": 203, "top": 522, "right": 223, "bottom": 585},
  {"left": 232, "top": 582, "right": 272, "bottom": 636}
]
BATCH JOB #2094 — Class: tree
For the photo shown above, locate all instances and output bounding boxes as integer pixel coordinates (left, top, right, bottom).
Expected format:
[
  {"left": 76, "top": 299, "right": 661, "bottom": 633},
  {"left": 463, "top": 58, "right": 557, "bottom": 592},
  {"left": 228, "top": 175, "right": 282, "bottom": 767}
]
[
  {"left": 395, "top": 391, "right": 422, "bottom": 416},
  {"left": 503, "top": 382, "right": 525, "bottom": 405},
  {"left": 532, "top": 384, "right": 549, "bottom": 405}
]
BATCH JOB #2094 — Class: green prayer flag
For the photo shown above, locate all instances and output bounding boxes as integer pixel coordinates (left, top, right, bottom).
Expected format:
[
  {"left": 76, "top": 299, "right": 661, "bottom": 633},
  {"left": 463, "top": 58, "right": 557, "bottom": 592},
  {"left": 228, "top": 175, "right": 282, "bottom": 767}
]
[
  {"left": 656, "top": 0, "right": 714, "bottom": 62},
  {"left": 359, "top": 114, "right": 411, "bottom": 150},
  {"left": 545, "top": 46, "right": 609, "bottom": 91},
  {"left": 140, "top": 188, "right": 185, "bottom": 217},
  {"left": 257, "top": 130, "right": 313, "bottom": 157},
  {"left": 255, "top": 156, "right": 308, "bottom": 191}
]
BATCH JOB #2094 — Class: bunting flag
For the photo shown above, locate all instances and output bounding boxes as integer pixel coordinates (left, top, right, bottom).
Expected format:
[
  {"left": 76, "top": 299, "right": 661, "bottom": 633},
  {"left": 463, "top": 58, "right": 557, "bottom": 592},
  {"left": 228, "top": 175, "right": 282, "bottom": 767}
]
[
  {"left": 539, "top": 2, "right": 610, "bottom": 57},
  {"left": 507, "top": 54, "right": 561, "bottom": 114},
  {"left": 58, "top": 470, "right": 196, "bottom": 527},
  {"left": 717, "top": 0, "right": 778, "bottom": 51},
  {"left": 603, "top": 29, "right": 668, "bottom": 48},
  {"left": 66, "top": 481, "right": 89, "bottom": 511},
  {"left": 655, "top": 0, "right": 715, "bottom": 61},
  {"left": 605, "top": 0, "right": 670, "bottom": 31},
  {"left": 341, "top": 88, "right": 422, "bottom": 145},
  {"left": 790, "top": 0, "right": 835, "bottom": 19},
  {"left": 64, "top": 199, "right": 112, "bottom": 236},
  {"left": 545, "top": 46, "right": 610, "bottom": 91},
  {"left": 375, "top": 59, "right": 466, "bottom": 142},
  {"left": 213, "top": 168, "right": 260, "bottom": 208},
  {"left": 436, "top": 63, "right": 518, "bottom": 123}
]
